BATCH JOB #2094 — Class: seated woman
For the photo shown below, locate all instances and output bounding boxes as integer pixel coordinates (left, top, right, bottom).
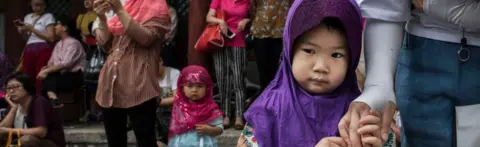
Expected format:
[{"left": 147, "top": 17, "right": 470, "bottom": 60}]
[
  {"left": 2, "top": 72, "right": 65, "bottom": 147},
  {"left": 37, "top": 15, "right": 86, "bottom": 108},
  {"left": 155, "top": 57, "right": 180, "bottom": 146}
]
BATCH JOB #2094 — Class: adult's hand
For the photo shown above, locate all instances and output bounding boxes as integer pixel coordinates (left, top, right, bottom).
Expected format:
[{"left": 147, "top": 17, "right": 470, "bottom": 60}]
[
  {"left": 5, "top": 94, "right": 18, "bottom": 109},
  {"left": 107, "top": 0, "right": 124, "bottom": 13},
  {"left": 338, "top": 101, "right": 397, "bottom": 147},
  {"left": 93, "top": 0, "right": 109, "bottom": 20},
  {"left": 379, "top": 101, "right": 396, "bottom": 142},
  {"left": 237, "top": 19, "right": 249, "bottom": 32},
  {"left": 412, "top": 0, "right": 424, "bottom": 10},
  {"left": 338, "top": 102, "right": 371, "bottom": 147},
  {"left": 218, "top": 20, "right": 228, "bottom": 35}
]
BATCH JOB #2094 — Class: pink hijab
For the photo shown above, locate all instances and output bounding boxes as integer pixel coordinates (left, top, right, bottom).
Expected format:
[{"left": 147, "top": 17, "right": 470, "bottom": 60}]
[
  {"left": 168, "top": 65, "right": 223, "bottom": 138},
  {"left": 108, "top": 0, "right": 169, "bottom": 35}
]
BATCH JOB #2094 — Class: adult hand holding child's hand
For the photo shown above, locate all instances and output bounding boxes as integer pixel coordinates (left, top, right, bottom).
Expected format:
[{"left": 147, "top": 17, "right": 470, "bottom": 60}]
[{"left": 338, "top": 101, "right": 396, "bottom": 147}]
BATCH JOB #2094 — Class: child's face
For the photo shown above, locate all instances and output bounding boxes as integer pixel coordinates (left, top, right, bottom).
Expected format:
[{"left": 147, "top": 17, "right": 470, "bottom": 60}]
[
  {"left": 183, "top": 83, "right": 207, "bottom": 101},
  {"left": 292, "top": 26, "right": 349, "bottom": 94}
]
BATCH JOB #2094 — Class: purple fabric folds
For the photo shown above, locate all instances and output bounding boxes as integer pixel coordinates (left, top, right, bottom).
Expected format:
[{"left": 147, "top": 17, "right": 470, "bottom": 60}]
[{"left": 243, "top": 0, "right": 363, "bottom": 146}]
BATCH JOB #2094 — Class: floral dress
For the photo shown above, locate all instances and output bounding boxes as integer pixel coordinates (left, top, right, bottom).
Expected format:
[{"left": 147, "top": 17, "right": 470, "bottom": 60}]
[{"left": 238, "top": 123, "right": 396, "bottom": 147}]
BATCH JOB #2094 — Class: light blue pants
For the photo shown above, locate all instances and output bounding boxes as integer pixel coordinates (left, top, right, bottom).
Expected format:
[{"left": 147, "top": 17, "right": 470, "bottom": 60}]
[{"left": 396, "top": 33, "right": 480, "bottom": 147}]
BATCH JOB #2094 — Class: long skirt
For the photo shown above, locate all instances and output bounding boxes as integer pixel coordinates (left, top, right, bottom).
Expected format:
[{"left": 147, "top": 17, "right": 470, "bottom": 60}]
[{"left": 22, "top": 42, "right": 53, "bottom": 94}]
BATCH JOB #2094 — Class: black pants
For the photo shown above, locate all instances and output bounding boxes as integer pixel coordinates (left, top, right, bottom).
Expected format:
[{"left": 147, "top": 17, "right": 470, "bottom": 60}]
[
  {"left": 103, "top": 99, "right": 157, "bottom": 147},
  {"left": 42, "top": 71, "right": 83, "bottom": 95},
  {"left": 253, "top": 38, "right": 283, "bottom": 89},
  {"left": 155, "top": 107, "right": 171, "bottom": 144}
]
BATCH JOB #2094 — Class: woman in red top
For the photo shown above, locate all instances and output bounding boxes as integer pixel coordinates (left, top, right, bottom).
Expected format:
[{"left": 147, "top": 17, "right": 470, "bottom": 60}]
[{"left": 206, "top": 0, "right": 250, "bottom": 129}]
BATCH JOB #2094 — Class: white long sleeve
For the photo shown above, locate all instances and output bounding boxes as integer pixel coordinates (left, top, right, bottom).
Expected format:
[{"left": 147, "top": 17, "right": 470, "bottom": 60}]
[
  {"left": 424, "top": 0, "right": 480, "bottom": 30},
  {"left": 353, "top": 19, "right": 404, "bottom": 111}
]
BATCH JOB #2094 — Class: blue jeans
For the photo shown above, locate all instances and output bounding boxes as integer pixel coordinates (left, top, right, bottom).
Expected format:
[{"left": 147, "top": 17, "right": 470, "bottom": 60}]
[{"left": 396, "top": 33, "right": 480, "bottom": 147}]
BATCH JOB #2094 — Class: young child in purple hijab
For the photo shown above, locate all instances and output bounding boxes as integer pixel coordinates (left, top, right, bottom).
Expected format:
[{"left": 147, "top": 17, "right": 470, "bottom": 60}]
[{"left": 237, "top": 0, "right": 395, "bottom": 146}]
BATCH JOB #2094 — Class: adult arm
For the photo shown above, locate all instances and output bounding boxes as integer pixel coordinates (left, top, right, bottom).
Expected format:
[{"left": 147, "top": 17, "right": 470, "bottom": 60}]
[
  {"left": 159, "top": 69, "right": 179, "bottom": 107},
  {"left": 16, "top": 27, "right": 29, "bottom": 40},
  {"left": 206, "top": 9, "right": 224, "bottom": 25},
  {"left": 338, "top": 0, "right": 409, "bottom": 146},
  {"left": 0, "top": 126, "right": 47, "bottom": 138},
  {"left": 17, "top": 15, "right": 30, "bottom": 40},
  {"left": 423, "top": 0, "right": 480, "bottom": 30},
  {"left": 114, "top": 9, "right": 169, "bottom": 47},
  {"left": 342, "top": 19, "right": 404, "bottom": 147},
  {"left": 207, "top": 0, "right": 229, "bottom": 34},
  {"left": 93, "top": 17, "right": 112, "bottom": 46},
  {"left": 43, "top": 44, "right": 84, "bottom": 73},
  {"left": 27, "top": 14, "right": 56, "bottom": 43},
  {"left": 353, "top": 19, "right": 403, "bottom": 111},
  {"left": 10, "top": 127, "right": 47, "bottom": 138},
  {"left": 0, "top": 107, "right": 17, "bottom": 128},
  {"left": 28, "top": 25, "right": 55, "bottom": 43},
  {"left": 159, "top": 90, "right": 176, "bottom": 107},
  {"left": 24, "top": 98, "right": 51, "bottom": 138}
]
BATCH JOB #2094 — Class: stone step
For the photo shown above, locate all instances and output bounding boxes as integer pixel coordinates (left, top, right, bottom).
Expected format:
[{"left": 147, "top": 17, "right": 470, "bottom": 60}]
[{"left": 64, "top": 124, "right": 241, "bottom": 147}]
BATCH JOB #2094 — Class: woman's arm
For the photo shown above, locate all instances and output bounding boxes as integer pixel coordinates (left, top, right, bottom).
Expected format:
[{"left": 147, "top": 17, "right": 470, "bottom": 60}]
[
  {"left": 44, "top": 44, "right": 84, "bottom": 73},
  {"left": 206, "top": 9, "right": 224, "bottom": 25},
  {"left": 110, "top": 2, "right": 169, "bottom": 47},
  {"left": 423, "top": 0, "right": 480, "bottom": 30},
  {"left": 353, "top": 19, "right": 404, "bottom": 111},
  {"left": 0, "top": 107, "right": 17, "bottom": 128},
  {"left": 159, "top": 90, "right": 176, "bottom": 107},
  {"left": 94, "top": 17, "right": 113, "bottom": 46},
  {"left": 28, "top": 25, "right": 55, "bottom": 43},
  {"left": 16, "top": 26, "right": 29, "bottom": 40},
  {"left": 20, "top": 127, "right": 47, "bottom": 138},
  {"left": 206, "top": 9, "right": 228, "bottom": 34},
  {"left": 122, "top": 13, "right": 170, "bottom": 47},
  {"left": 0, "top": 127, "right": 47, "bottom": 138}
]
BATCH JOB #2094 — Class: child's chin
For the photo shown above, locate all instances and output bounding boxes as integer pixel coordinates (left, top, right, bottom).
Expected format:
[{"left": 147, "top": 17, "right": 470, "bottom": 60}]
[{"left": 305, "top": 86, "right": 332, "bottom": 94}]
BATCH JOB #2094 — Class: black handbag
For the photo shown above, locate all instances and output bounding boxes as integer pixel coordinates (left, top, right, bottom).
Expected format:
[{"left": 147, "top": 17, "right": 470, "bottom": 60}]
[{"left": 84, "top": 46, "right": 105, "bottom": 80}]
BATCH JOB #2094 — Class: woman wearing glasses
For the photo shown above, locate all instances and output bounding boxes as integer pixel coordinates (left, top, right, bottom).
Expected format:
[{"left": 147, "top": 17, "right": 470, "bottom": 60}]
[{"left": 2, "top": 72, "right": 65, "bottom": 147}]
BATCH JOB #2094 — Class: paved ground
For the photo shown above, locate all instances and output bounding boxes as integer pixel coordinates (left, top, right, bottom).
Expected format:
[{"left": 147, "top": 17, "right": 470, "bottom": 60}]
[{"left": 64, "top": 123, "right": 242, "bottom": 147}]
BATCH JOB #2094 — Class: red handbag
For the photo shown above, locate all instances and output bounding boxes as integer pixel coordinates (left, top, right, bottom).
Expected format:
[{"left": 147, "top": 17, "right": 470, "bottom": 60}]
[{"left": 194, "top": 10, "right": 225, "bottom": 52}]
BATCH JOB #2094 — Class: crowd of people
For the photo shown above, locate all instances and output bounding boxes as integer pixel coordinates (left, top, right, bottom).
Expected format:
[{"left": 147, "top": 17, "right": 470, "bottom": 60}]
[{"left": 0, "top": 0, "right": 479, "bottom": 146}]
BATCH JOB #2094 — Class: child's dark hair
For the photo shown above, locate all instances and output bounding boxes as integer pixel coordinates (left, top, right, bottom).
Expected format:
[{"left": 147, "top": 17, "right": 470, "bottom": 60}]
[
  {"left": 57, "top": 15, "right": 82, "bottom": 41},
  {"left": 318, "top": 17, "right": 346, "bottom": 36},
  {"left": 293, "top": 17, "right": 347, "bottom": 52},
  {"left": 5, "top": 72, "right": 36, "bottom": 96}
]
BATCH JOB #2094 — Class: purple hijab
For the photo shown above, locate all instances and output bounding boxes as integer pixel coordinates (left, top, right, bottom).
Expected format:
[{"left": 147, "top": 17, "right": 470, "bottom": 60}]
[{"left": 243, "top": 0, "right": 363, "bottom": 146}]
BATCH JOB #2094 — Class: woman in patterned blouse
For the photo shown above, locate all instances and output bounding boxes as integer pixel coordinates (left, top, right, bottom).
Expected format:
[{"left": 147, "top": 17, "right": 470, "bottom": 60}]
[{"left": 249, "top": 0, "right": 293, "bottom": 89}]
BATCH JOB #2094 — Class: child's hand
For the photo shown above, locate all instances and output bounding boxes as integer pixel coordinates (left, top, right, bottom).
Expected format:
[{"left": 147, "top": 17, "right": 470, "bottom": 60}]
[
  {"left": 195, "top": 124, "right": 214, "bottom": 136},
  {"left": 315, "top": 137, "right": 347, "bottom": 147},
  {"left": 357, "top": 110, "right": 382, "bottom": 147}
]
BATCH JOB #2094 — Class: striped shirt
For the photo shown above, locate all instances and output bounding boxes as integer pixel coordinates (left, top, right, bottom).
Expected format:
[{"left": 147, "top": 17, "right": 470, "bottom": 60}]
[
  {"left": 95, "top": 17, "right": 170, "bottom": 108},
  {"left": 48, "top": 37, "right": 86, "bottom": 72}
]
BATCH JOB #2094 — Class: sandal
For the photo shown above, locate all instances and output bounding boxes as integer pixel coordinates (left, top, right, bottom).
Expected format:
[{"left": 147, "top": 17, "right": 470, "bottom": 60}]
[
  {"left": 50, "top": 99, "right": 64, "bottom": 108},
  {"left": 234, "top": 116, "right": 245, "bottom": 130},
  {"left": 223, "top": 117, "right": 231, "bottom": 129}
]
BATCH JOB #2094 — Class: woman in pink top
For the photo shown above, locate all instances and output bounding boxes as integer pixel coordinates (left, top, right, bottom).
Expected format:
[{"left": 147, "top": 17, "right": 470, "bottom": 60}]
[
  {"left": 37, "top": 15, "right": 86, "bottom": 108},
  {"left": 206, "top": 0, "right": 250, "bottom": 129}
]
